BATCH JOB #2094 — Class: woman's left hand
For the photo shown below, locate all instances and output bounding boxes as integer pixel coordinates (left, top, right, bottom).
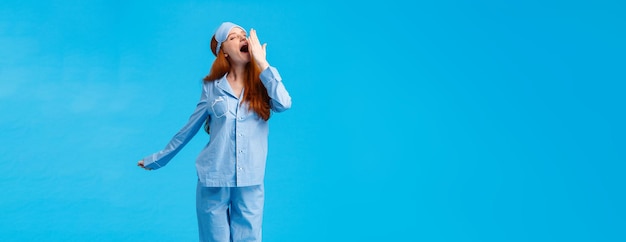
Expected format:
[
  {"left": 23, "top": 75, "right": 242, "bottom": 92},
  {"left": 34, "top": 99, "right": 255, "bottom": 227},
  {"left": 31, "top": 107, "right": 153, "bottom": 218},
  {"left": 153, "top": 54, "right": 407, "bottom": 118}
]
[
  {"left": 247, "top": 28, "right": 270, "bottom": 71},
  {"left": 137, "top": 160, "right": 152, "bottom": 171}
]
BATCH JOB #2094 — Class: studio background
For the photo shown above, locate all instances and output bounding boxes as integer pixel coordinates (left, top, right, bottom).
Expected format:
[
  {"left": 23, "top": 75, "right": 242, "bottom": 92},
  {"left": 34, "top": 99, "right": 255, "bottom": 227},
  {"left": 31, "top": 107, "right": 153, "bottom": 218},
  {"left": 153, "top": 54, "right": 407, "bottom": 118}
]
[{"left": 1, "top": 0, "right": 624, "bottom": 241}]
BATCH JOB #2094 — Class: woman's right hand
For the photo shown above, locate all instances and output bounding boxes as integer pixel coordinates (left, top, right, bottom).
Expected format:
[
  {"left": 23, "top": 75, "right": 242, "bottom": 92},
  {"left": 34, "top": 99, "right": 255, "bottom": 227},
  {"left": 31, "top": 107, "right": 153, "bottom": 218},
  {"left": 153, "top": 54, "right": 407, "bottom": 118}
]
[{"left": 137, "top": 160, "right": 152, "bottom": 171}]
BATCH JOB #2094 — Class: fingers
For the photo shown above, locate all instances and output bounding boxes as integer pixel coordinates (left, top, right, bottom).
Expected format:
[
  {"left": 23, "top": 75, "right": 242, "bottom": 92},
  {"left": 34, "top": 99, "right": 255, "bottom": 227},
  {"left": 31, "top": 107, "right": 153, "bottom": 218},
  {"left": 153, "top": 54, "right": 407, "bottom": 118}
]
[
  {"left": 247, "top": 29, "right": 255, "bottom": 46},
  {"left": 247, "top": 29, "right": 259, "bottom": 51},
  {"left": 248, "top": 29, "right": 265, "bottom": 50},
  {"left": 249, "top": 28, "right": 258, "bottom": 43},
  {"left": 137, "top": 160, "right": 152, "bottom": 171},
  {"left": 247, "top": 28, "right": 269, "bottom": 70}
]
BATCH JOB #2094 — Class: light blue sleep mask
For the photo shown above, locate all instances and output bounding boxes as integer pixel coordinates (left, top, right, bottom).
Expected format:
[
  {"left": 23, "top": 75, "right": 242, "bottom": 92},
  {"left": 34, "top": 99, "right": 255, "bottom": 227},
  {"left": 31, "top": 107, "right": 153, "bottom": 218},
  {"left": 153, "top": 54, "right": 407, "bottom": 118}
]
[{"left": 214, "top": 22, "right": 246, "bottom": 55}]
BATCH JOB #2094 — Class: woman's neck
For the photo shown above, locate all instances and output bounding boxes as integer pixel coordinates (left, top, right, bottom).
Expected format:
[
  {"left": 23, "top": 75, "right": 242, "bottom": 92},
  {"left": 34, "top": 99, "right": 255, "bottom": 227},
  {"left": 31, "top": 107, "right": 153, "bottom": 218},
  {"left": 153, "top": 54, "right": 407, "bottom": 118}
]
[
  {"left": 227, "top": 64, "right": 246, "bottom": 97},
  {"left": 227, "top": 64, "right": 246, "bottom": 84}
]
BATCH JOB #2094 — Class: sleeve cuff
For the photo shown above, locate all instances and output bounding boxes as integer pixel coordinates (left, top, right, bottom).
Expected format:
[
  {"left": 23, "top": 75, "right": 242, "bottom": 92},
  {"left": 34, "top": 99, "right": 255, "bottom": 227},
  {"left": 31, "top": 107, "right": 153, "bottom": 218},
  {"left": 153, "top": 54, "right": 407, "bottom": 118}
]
[
  {"left": 142, "top": 153, "right": 163, "bottom": 170},
  {"left": 260, "top": 66, "right": 282, "bottom": 85}
]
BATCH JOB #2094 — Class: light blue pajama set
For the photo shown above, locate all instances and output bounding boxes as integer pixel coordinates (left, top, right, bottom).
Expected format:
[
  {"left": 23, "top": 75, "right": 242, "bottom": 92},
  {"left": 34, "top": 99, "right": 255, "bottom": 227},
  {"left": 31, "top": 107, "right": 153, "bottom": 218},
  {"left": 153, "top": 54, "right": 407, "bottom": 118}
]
[{"left": 142, "top": 22, "right": 291, "bottom": 242}]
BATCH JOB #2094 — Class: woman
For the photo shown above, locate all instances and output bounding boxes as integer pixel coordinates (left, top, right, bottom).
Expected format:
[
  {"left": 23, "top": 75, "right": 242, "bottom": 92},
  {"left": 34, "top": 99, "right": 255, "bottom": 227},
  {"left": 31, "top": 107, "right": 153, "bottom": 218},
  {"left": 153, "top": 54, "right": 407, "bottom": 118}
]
[{"left": 138, "top": 22, "right": 291, "bottom": 242}]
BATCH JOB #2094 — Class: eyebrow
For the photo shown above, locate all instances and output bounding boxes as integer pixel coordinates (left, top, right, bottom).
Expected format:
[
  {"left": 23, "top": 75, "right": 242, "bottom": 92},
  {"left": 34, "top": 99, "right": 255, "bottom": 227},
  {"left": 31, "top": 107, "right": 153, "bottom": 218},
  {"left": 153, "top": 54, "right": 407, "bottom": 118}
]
[{"left": 227, "top": 30, "right": 246, "bottom": 38}]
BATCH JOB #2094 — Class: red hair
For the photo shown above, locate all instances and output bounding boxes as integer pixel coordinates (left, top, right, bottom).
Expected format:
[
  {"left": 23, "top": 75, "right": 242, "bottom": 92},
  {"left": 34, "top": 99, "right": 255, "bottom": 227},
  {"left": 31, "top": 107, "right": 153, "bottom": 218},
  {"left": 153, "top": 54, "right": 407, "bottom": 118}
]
[{"left": 203, "top": 36, "right": 271, "bottom": 132}]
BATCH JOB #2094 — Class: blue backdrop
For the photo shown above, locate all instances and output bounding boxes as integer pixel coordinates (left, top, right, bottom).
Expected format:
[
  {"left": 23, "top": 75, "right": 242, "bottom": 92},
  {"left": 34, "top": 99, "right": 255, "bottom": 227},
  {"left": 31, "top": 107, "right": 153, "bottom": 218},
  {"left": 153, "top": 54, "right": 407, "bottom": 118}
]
[{"left": 1, "top": 0, "right": 624, "bottom": 241}]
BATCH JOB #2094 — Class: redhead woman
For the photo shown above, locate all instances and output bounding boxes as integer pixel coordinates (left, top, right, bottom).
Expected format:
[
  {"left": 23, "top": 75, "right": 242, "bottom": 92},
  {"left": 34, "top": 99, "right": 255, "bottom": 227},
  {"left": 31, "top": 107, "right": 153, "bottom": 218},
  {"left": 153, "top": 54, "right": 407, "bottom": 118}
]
[{"left": 137, "top": 22, "right": 291, "bottom": 242}]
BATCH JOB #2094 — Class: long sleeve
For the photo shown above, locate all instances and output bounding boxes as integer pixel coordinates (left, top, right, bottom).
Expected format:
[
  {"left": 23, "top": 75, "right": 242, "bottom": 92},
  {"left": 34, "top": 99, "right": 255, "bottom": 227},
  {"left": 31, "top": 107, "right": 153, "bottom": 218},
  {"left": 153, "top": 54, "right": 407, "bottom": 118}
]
[
  {"left": 142, "top": 84, "right": 209, "bottom": 170},
  {"left": 259, "top": 66, "right": 292, "bottom": 112}
]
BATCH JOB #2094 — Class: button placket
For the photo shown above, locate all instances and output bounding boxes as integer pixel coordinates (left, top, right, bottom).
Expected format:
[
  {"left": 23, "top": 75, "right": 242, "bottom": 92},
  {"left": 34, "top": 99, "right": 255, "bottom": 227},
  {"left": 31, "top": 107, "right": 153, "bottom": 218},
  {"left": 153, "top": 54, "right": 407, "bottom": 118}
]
[{"left": 235, "top": 119, "right": 246, "bottom": 184}]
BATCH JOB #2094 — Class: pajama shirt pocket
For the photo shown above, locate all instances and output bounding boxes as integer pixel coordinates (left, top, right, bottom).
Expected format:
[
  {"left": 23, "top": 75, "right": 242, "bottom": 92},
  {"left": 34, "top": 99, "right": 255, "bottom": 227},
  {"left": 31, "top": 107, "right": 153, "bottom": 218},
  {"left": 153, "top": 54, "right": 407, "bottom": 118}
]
[{"left": 211, "top": 96, "right": 229, "bottom": 118}]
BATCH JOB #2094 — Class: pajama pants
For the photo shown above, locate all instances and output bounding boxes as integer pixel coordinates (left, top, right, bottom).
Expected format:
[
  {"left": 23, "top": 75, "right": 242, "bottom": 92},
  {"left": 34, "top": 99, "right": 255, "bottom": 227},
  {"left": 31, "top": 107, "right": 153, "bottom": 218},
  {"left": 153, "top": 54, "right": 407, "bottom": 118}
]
[{"left": 196, "top": 182, "right": 264, "bottom": 242}]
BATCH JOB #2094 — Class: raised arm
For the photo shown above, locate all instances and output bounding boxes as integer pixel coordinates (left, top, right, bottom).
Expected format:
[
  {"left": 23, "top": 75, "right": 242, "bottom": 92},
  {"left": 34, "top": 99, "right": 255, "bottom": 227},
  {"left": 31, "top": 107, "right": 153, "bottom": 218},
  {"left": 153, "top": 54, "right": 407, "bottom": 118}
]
[{"left": 247, "top": 28, "right": 292, "bottom": 112}]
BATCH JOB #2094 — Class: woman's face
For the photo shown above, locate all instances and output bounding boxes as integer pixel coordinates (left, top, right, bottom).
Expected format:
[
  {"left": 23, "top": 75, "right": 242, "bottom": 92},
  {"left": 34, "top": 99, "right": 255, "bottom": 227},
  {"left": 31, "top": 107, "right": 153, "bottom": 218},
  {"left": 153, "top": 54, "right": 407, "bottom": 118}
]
[{"left": 221, "top": 27, "right": 250, "bottom": 65}]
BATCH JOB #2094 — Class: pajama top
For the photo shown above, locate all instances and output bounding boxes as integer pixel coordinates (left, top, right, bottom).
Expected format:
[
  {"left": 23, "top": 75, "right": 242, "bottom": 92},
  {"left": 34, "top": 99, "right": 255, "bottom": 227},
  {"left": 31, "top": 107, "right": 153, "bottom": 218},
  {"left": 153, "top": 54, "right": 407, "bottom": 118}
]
[{"left": 142, "top": 66, "right": 291, "bottom": 187}]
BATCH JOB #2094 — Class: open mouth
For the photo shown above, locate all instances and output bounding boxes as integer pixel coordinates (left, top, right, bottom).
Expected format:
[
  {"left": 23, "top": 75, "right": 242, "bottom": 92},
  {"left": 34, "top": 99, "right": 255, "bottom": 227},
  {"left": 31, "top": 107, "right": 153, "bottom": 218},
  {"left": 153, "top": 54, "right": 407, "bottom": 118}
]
[{"left": 240, "top": 44, "right": 249, "bottom": 53}]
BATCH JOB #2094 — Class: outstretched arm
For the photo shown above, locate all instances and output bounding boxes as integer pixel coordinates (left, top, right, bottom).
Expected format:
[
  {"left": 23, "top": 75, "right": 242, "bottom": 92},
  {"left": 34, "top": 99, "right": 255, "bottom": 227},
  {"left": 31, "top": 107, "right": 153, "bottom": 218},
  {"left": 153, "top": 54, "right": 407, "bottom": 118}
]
[{"left": 138, "top": 84, "right": 209, "bottom": 171}]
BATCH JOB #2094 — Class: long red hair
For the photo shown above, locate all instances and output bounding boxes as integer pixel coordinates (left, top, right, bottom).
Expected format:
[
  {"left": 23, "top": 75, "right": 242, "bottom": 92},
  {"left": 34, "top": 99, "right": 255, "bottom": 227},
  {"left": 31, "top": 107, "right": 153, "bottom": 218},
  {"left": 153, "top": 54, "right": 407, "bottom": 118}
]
[{"left": 203, "top": 35, "right": 271, "bottom": 133}]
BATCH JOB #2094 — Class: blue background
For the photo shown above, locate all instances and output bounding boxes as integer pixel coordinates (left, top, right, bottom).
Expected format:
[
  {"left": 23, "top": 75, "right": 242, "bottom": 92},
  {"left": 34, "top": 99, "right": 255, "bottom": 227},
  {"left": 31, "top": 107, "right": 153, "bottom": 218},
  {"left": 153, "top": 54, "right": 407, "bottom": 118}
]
[{"left": 1, "top": 0, "right": 625, "bottom": 241}]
